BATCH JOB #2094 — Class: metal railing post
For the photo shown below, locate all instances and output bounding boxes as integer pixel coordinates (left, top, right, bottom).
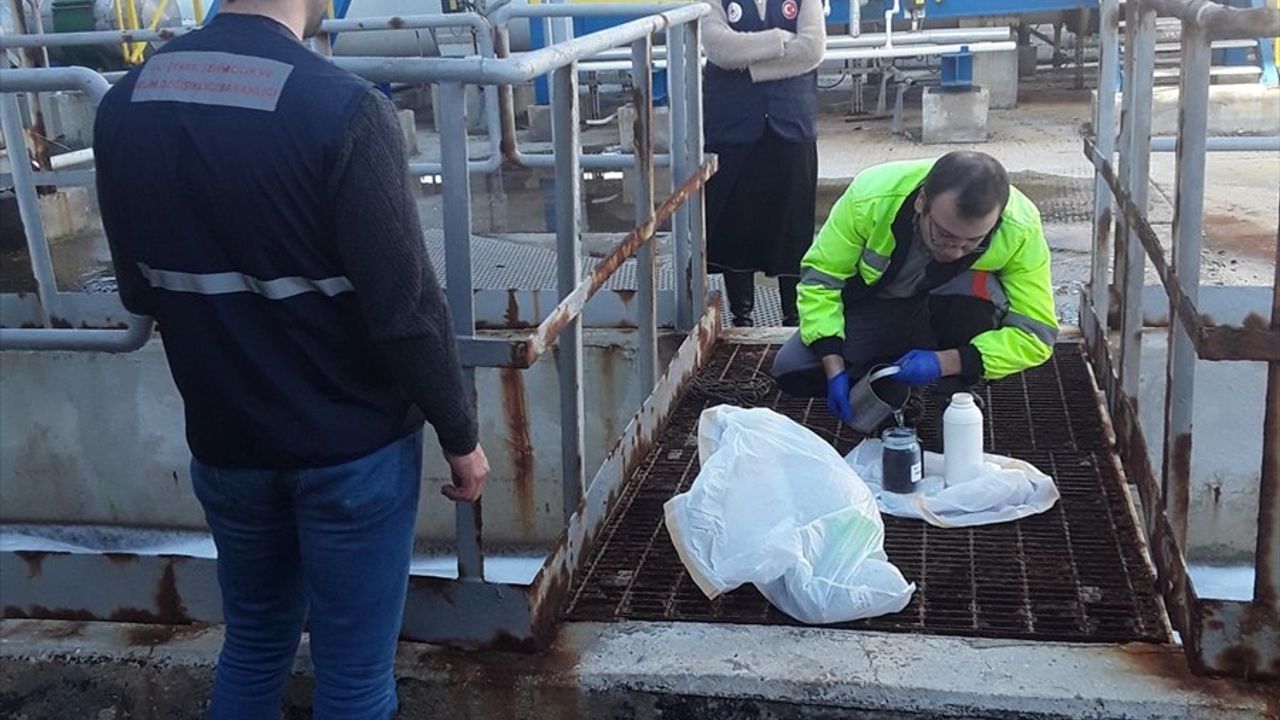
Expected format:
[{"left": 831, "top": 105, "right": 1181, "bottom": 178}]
[
  {"left": 683, "top": 19, "right": 708, "bottom": 324},
  {"left": 1088, "top": 0, "right": 1121, "bottom": 346},
  {"left": 551, "top": 63, "right": 587, "bottom": 523},
  {"left": 1161, "top": 21, "right": 1211, "bottom": 549},
  {"left": 1111, "top": 9, "right": 1136, "bottom": 337},
  {"left": 0, "top": 60, "right": 58, "bottom": 327},
  {"left": 1258, "top": 229, "right": 1280, "bottom": 609},
  {"left": 667, "top": 24, "right": 695, "bottom": 332},
  {"left": 439, "top": 82, "right": 485, "bottom": 582},
  {"left": 1117, "top": 8, "right": 1156, "bottom": 404},
  {"left": 631, "top": 35, "right": 658, "bottom": 391}
]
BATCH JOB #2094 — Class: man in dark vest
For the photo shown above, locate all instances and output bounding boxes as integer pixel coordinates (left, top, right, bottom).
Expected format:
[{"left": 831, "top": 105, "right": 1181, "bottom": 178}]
[
  {"left": 701, "top": 0, "right": 827, "bottom": 326},
  {"left": 93, "top": 0, "right": 489, "bottom": 716}
]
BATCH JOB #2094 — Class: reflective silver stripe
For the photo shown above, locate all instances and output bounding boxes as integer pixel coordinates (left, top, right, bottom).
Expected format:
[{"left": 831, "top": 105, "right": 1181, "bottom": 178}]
[
  {"left": 800, "top": 267, "right": 845, "bottom": 289},
  {"left": 861, "top": 249, "right": 891, "bottom": 273},
  {"left": 985, "top": 275, "right": 1009, "bottom": 309},
  {"left": 1004, "top": 312, "right": 1059, "bottom": 346},
  {"left": 137, "top": 263, "right": 354, "bottom": 300}
]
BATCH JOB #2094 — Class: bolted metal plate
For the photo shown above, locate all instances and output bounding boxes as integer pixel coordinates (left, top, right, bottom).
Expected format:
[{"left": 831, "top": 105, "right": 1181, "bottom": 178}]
[{"left": 562, "top": 343, "right": 1170, "bottom": 644}]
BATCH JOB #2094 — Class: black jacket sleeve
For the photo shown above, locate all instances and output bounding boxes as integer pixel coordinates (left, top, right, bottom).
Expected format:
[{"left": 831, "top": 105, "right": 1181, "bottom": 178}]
[{"left": 329, "top": 89, "right": 478, "bottom": 455}]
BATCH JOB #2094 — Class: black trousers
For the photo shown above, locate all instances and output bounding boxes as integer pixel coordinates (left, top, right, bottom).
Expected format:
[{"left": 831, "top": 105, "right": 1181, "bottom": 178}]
[{"left": 770, "top": 294, "right": 999, "bottom": 399}]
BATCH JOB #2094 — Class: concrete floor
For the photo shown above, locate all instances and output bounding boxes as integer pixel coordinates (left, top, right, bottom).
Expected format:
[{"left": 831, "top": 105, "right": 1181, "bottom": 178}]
[{"left": 3, "top": 618, "right": 1276, "bottom": 720}]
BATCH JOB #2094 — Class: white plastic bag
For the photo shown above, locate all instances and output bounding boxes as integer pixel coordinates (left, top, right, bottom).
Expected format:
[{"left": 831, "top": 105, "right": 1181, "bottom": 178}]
[
  {"left": 663, "top": 406, "right": 915, "bottom": 624},
  {"left": 845, "top": 440, "right": 1060, "bottom": 528}
]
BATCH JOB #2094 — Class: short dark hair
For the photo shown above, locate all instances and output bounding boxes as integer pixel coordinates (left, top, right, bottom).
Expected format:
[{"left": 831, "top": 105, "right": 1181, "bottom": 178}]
[{"left": 921, "top": 151, "right": 1010, "bottom": 219}]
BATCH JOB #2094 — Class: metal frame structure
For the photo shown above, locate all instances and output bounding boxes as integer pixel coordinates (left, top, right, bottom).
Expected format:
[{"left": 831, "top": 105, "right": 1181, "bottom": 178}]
[
  {"left": 0, "top": 4, "right": 720, "bottom": 647},
  {"left": 1082, "top": 0, "right": 1279, "bottom": 681},
  {"left": 2, "top": 3, "right": 1021, "bottom": 180}
]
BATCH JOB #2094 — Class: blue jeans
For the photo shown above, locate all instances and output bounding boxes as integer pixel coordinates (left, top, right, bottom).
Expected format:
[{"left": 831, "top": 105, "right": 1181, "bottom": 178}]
[{"left": 191, "top": 430, "right": 423, "bottom": 720}]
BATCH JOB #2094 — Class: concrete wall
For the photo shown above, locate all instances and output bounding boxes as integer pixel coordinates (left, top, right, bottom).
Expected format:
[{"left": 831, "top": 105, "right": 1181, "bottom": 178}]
[
  {"left": 1135, "top": 329, "right": 1267, "bottom": 564},
  {"left": 0, "top": 330, "right": 678, "bottom": 548}
]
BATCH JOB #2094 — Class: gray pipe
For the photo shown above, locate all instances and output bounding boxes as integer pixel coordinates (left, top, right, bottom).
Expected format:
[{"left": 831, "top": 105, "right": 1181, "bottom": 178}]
[
  {"left": 1150, "top": 135, "right": 1280, "bottom": 153},
  {"left": 0, "top": 66, "right": 110, "bottom": 103},
  {"left": 0, "top": 13, "right": 496, "bottom": 49},
  {"left": 0, "top": 323, "right": 154, "bottom": 352},
  {"left": 335, "top": 5, "right": 707, "bottom": 85}
]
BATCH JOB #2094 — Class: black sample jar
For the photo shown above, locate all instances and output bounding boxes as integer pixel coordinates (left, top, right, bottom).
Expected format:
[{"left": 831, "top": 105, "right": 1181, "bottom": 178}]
[{"left": 881, "top": 426, "right": 922, "bottom": 494}]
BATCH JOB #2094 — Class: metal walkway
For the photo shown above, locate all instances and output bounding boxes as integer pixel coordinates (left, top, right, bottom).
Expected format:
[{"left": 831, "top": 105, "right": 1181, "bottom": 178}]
[{"left": 564, "top": 342, "right": 1170, "bottom": 644}]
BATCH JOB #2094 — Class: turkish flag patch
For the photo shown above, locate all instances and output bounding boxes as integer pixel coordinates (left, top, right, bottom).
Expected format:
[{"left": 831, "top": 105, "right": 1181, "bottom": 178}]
[{"left": 782, "top": 0, "right": 799, "bottom": 20}]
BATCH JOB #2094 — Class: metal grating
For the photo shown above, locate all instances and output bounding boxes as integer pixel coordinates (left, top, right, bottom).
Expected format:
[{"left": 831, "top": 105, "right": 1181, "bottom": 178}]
[
  {"left": 563, "top": 343, "right": 1170, "bottom": 643},
  {"left": 422, "top": 230, "right": 788, "bottom": 325}
]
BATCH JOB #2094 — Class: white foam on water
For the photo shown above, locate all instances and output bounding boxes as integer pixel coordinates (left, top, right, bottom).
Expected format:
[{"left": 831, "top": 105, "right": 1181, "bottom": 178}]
[
  {"left": 1, "top": 525, "right": 216, "bottom": 557},
  {"left": 2, "top": 524, "right": 547, "bottom": 586},
  {"left": 1187, "top": 563, "right": 1255, "bottom": 602},
  {"left": 408, "top": 555, "right": 548, "bottom": 585}
]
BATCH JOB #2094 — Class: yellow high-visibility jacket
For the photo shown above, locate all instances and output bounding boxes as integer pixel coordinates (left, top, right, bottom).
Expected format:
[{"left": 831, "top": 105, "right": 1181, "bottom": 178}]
[{"left": 798, "top": 158, "right": 1058, "bottom": 379}]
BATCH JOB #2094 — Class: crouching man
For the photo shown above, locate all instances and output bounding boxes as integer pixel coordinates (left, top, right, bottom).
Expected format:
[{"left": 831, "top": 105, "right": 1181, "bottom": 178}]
[{"left": 770, "top": 151, "right": 1059, "bottom": 429}]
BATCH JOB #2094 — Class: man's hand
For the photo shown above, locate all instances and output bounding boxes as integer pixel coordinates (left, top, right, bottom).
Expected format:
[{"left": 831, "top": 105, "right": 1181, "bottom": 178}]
[
  {"left": 893, "top": 349, "right": 943, "bottom": 387},
  {"left": 443, "top": 445, "right": 490, "bottom": 503},
  {"left": 826, "top": 370, "right": 854, "bottom": 425}
]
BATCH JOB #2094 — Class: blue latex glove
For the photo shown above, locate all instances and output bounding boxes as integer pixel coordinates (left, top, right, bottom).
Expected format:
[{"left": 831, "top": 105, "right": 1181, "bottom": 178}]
[
  {"left": 893, "top": 349, "right": 942, "bottom": 386},
  {"left": 826, "top": 370, "right": 854, "bottom": 424}
]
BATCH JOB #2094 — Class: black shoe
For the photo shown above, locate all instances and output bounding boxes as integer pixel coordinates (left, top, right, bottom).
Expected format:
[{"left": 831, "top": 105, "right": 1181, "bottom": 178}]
[{"left": 724, "top": 271, "right": 755, "bottom": 328}]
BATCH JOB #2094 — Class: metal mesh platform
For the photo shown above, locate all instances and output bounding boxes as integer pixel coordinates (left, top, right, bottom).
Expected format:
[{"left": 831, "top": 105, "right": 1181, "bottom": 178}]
[{"left": 563, "top": 343, "right": 1170, "bottom": 644}]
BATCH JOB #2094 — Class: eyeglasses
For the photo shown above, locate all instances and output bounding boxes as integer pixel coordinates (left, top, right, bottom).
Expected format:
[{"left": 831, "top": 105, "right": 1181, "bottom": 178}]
[{"left": 924, "top": 214, "right": 990, "bottom": 254}]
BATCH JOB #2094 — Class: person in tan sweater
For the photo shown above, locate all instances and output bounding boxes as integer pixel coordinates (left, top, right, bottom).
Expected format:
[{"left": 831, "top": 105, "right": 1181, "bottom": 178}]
[{"left": 700, "top": 0, "right": 828, "bottom": 326}]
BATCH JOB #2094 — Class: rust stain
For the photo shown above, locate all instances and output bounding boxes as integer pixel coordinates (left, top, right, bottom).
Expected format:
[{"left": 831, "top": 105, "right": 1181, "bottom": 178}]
[
  {"left": 1203, "top": 214, "right": 1275, "bottom": 262},
  {"left": 155, "top": 561, "right": 190, "bottom": 623},
  {"left": 599, "top": 345, "right": 619, "bottom": 449},
  {"left": 500, "top": 368, "right": 536, "bottom": 533},
  {"left": 1170, "top": 432, "right": 1192, "bottom": 539},
  {"left": 125, "top": 623, "right": 204, "bottom": 647},
  {"left": 388, "top": 15, "right": 406, "bottom": 29},
  {"left": 1200, "top": 324, "right": 1280, "bottom": 362},
  {"left": 523, "top": 158, "right": 716, "bottom": 368},
  {"left": 108, "top": 560, "right": 192, "bottom": 624},
  {"left": 6, "top": 605, "right": 95, "bottom": 621},
  {"left": 110, "top": 607, "right": 160, "bottom": 623},
  {"left": 15, "top": 551, "right": 46, "bottom": 579},
  {"left": 1118, "top": 643, "right": 1280, "bottom": 715},
  {"left": 1094, "top": 206, "right": 1113, "bottom": 250},
  {"left": 1243, "top": 312, "right": 1270, "bottom": 331},
  {"left": 505, "top": 289, "right": 522, "bottom": 327}
]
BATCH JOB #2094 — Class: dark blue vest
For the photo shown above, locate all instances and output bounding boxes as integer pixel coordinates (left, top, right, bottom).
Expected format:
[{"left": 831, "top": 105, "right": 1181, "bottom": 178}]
[
  {"left": 703, "top": 0, "right": 819, "bottom": 146},
  {"left": 95, "top": 14, "right": 423, "bottom": 468}
]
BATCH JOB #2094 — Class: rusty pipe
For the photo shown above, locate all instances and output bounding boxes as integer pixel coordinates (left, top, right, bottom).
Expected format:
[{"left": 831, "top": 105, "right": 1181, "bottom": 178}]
[
  {"left": 1085, "top": 137, "right": 1280, "bottom": 362},
  {"left": 515, "top": 158, "right": 716, "bottom": 367}
]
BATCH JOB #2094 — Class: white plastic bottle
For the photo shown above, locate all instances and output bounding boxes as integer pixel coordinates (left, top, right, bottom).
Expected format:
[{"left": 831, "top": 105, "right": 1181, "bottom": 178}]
[{"left": 943, "top": 392, "right": 985, "bottom": 486}]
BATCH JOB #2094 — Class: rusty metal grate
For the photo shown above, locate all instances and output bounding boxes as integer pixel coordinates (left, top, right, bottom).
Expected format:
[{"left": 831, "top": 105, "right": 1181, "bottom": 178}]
[{"left": 563, "top": 343, "right": 1169, "bottom": 643}]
